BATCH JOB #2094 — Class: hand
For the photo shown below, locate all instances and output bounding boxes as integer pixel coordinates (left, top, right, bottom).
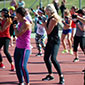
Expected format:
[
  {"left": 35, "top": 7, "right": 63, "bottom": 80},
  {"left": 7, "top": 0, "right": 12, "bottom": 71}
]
[{"left": 13, "top": 16, "right": 18, "bottom": 21}]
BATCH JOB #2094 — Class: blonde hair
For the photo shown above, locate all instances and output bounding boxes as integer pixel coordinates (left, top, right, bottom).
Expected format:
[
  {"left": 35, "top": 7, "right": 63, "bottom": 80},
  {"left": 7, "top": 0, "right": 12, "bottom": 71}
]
[
  {"left": 64, "top": 9, "right": 71, "bottom": 17},
  {"left": 45, "top": 4, "right": 62, "bottom": 22}
]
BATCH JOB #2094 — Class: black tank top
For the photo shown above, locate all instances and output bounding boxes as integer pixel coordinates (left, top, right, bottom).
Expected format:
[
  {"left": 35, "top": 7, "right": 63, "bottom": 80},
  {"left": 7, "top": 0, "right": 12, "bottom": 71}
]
[{"left": 46, "top": 16, "right": 60, "bottom": 43}]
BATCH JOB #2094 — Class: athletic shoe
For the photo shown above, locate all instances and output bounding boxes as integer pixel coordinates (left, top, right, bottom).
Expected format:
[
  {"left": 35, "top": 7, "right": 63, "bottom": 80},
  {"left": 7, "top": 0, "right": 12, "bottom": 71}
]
[
  {"left": 11, "top": 64, "right": 14, "bottom": 71},
  {"left": 18, "top": 83, "right": 24, "bottom": 85},
  {"left": 42, "top": 75, "right": 54, "bottom": 81},
  {"left": 36, "top": 53, "right": 42, "bottom": 56},
  {"left": 73, "top": 58, "right": 79, "bottom": 62},
  {"left": 62, "top": 49, "right": 68, "bottom": 53},
  {"left": 59, "top": 76, "right": 65, "bottom": 84},
  {"left": 70, "top": 49, "right": 73, "bottom": 55},
  {"left": 82, "top": 69, "right": 85, "bottom": 72},
  {"left": 0, "top": 63, "right": 5, "bottom": 68}
]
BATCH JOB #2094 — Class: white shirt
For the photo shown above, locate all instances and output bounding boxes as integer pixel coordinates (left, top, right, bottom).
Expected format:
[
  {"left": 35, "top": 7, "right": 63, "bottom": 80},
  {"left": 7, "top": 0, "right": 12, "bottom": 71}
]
[
  {"left": 25, "top": 13, "right": 32, "bottom": 23},
  {"left": 54, "top": 0, "right": 59, "bottom": 3},
  {"left": 36, "top": 23, "right": 46, "bottom": 36}
]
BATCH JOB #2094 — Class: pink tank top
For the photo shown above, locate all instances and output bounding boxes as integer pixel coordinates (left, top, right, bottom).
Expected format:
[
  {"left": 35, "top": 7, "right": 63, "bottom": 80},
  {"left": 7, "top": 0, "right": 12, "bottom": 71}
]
[{"left": 16, "top": 22, "right": 31, "bottom": 50}]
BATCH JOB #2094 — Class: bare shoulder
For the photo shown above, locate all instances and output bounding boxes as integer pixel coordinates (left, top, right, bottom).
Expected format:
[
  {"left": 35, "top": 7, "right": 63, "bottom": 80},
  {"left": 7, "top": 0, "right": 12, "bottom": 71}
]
[
  {"left": 50, "top": 17, "right": 57, "bottom": 24},
  {"left": 23, "top": 19, "right": 30, "bottom": 26},
  {"left": 24, "top": 19, "right": 31, "bottom": 30}
]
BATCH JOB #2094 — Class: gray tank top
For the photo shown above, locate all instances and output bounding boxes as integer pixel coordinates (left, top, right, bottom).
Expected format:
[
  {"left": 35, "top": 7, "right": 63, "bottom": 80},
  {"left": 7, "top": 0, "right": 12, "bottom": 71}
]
[{"left": 76, "top": 21, "right": 85, "bottom": 37}]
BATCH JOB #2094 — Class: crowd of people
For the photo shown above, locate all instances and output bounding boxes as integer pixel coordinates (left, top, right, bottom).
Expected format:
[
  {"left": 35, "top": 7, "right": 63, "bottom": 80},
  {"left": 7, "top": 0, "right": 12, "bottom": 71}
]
[{"left": 0, "top": 0, "right": 85, "bottom": 85}]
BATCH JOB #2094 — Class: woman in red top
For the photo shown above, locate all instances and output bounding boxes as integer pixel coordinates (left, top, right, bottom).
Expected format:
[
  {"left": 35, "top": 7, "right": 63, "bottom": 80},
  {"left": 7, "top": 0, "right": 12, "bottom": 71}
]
[
  {"left": 70, "top": 6, "right": 77, "bottom": 44},
  {"left": 0, "top": 8, "right": 14, "bottom": 71}
]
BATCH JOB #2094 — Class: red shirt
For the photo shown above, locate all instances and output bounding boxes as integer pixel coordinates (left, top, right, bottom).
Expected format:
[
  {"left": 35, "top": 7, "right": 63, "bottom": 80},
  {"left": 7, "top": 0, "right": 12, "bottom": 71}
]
[
  {"left": 70, "top": 12, "right": 77, "bottom": 28},
  {"left": 0, "top": 19, "right": 11, "bottom": 38},
  {"left": 71, "top": 21, "right": 76, "bottom": 28}
]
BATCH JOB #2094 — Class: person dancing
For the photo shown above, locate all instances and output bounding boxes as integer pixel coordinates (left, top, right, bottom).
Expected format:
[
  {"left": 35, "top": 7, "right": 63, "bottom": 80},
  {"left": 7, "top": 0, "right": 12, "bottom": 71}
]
[
  {"left": 13, "top": 7, "right": 31, "bottom": 85},
  {"left": 73, "top": 9, "right": 85, "bottom": 62},
  {"left": 42, "top": 4, "right": 64, "bottom": 84},
  {"left": 0, "top": 8, "right": 14, "bottom": 71},
  {"left": 61, "top": 9, "right": 73, "bottom": 55}
]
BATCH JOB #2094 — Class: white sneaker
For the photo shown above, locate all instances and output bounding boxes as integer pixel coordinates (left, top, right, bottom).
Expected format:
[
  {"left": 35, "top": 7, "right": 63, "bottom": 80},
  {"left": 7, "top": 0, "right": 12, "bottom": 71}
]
[
  {"left": 19, "top": 83, "right": 24, "bottom": 85},
  {"left": 73, "top": 58, "right": 79, "bottom": 62}
]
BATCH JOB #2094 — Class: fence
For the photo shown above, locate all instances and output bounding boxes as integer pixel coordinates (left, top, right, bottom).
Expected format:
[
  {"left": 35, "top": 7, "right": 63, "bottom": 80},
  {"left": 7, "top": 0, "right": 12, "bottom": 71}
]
[{"left": 0, "top": 0, "right": 84, "bottom": 9}]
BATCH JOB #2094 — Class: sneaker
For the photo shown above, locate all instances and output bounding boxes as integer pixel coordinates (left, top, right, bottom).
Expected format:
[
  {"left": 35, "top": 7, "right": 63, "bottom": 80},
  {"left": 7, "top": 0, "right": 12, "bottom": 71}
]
[
  {"left": 59, "top": 76, "right": 65, "bottom": 84},
  {"left": 18, "top": 83, "right": 24, "bottom": 85},
  {"left": 0, "top": 63, "right": 5, "bottom": 68},
  {"left": 82, "top": 69, "right": 85, "bottom": 72},
  {"left": 73, "top": 58, "right": 79, "bottom": 62},
  {"left": 70, "top": 49, "right": 73, "bottom": 55},
  {"left": 36, "top": 53, "right": 42, "bottom": 56},
  {"left": 62, "top": 49, "right": 68, "bottom": 53},
  {"left": 42, "top": 75, "right": 54, "bottom": 81},
  {"left": 11, "top": 64, "right": 14, "bottom": 71}
]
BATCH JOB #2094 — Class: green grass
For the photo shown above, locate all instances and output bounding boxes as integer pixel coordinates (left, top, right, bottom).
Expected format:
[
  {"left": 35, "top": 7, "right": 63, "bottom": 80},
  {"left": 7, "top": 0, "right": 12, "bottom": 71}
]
[{"left": 0, "top": 0, "right": 85, "bottom": 9}]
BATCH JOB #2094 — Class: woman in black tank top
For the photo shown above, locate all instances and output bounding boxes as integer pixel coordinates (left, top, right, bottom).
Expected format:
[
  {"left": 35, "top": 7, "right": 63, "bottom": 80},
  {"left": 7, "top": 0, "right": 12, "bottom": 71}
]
[{"left": 41, "top": 4, "right": 64, "bottom": 84}]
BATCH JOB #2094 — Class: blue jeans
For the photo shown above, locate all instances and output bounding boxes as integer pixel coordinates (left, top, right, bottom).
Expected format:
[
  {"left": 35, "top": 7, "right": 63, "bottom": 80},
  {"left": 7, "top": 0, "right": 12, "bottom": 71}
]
[{"left": 14, "top": 47, "right": 30, "bottom": 83}]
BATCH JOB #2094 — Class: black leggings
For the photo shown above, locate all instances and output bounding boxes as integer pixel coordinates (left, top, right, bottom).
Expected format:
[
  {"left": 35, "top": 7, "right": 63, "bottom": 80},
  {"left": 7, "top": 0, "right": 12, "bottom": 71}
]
[
  {"left": 44, "top": 39, "right": 62, "bottom": 76},
  {"left": 73, "top": 35, "right": 85, "bottom": 53},
  {"left": 0, "top": 37, "right": 12, "bottom": 63}
]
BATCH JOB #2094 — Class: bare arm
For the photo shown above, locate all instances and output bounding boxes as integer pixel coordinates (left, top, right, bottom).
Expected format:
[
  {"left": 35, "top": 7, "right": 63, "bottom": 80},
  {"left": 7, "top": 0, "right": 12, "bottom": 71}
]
[
  {"left": 0, "top": 19, "right": 12, "bottom": 32},
  {"left": 77, "top": 16, "right": 85, "bottom": 24},
  {"left": 43, "top": 18, "right": 57, "bottom": 35},
  {"left": 63, "top": 19, "right": 71, "bottom": 28},
  {"left": 14, "top": 21, "right": 31, "bottom": 37}
]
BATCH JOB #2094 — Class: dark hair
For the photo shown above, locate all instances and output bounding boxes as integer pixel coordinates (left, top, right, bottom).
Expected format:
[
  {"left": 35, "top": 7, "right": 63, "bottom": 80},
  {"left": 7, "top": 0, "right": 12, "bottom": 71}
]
[
  {"left": 71, "top": 6, "right": 76, "bottom": 11},
  {"left": 16, "top": 7, "right": 26, "bottom": 17},
  {"left": 76, "top": 9, "right": 84, "bottom": 15},
  {"left": 0, "top": 8, "right": 9, "bottom": 14}
]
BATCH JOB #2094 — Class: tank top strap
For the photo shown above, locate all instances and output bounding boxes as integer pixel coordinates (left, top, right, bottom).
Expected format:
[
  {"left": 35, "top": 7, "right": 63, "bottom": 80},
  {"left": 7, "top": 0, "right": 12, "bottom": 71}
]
[{"left": 46, "top": 16, "right": 54, "bottom": 28}]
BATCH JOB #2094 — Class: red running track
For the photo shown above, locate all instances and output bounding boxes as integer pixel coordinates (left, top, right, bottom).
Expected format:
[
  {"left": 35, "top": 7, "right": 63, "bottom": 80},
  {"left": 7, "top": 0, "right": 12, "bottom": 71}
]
[{"left": 0, "top": 38, "right": 85, "bottom": 85}]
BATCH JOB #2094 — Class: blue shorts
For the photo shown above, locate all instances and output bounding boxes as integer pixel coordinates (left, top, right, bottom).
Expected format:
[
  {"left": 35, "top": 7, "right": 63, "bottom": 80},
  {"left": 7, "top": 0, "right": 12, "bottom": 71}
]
[{"left": 62, "top": 29, "right": 72, "bottom": 35}]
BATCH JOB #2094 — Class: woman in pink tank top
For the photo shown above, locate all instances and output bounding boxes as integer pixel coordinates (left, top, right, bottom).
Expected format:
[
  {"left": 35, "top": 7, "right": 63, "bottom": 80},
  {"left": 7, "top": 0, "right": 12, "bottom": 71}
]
[{"left": 13, "top": 7, "right": 31, "bottom": 85}]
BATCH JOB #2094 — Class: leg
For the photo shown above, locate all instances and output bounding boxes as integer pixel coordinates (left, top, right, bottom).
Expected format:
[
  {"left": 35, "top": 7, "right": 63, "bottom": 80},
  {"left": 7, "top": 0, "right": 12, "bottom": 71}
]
[
  {"left": 40, "top": 35, "right": 46, "bottom": 50},
  {"left": 0, "top": 49, "right": 2, "bottom": 63},
  {"left": 61, "top": 34, "right": 67, "bottom": 50},
  {"left": 22, "top": 49, "right": 30, "bottom": 84},
  {"left": 42, "top": 43, "right": 54, "bottom": 81},
  {"left": 67, "top": 33, "right": 72, "bottom": 49},
  {"left": 35, "top": 34, "right": 42, "bottom": 54},
  {"left": 61, "top": 33, "right": 68, "bottom": 53},
  {"left": 80, "top": 37, "right": 85, "bottom": 54},
  {"left": 0, "top": 38, "right": 6, "bottom": 68},
  {"left": 71, "top": 28, "right": 76, "bottom": 44},
  {"left": 67, "top": 33, "right": 73, "bottom": 54},
  {"left": 44, "top": 43, "right": 52, "bottom": 74},
  {"left": 0, "top": 38, "right": 4, "bottom": 63},
  {"left": 14, "top": 47, "right": 24, "bottom": 83},
  {"left": 51, "top": 43, "right": 64, "bottom": 84},
  {"left": 51, "top": 42, "right": 62, "bottom": 76},
  {"left": 73, "top": 36, "right": 80, "bottom": 62},
  {"left": 3, "top": 38, "right": 13, "bottom": 63}
]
